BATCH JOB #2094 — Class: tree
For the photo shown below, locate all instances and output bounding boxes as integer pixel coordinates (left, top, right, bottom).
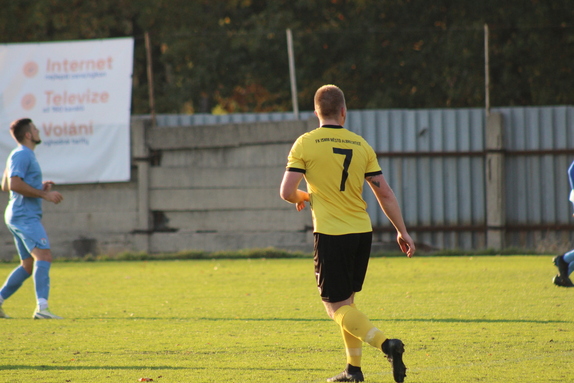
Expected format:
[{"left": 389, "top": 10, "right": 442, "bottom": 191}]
[{"left": 1, "top": 0, "right": 573, "bottom": 114}]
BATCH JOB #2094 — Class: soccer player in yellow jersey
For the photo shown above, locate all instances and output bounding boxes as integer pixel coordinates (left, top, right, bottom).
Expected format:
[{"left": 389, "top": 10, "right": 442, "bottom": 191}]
[{"left": 280, "top": 85, "right": 415, "bottom": 383}]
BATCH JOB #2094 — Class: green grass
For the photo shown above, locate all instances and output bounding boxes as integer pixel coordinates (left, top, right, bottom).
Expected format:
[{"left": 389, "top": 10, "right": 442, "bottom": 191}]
[{"left": 0, "top": 256, "right": 572, "bottom": 382}]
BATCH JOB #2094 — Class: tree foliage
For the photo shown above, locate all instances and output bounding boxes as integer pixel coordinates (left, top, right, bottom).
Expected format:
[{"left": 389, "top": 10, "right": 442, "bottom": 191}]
[{"left": 1, "top": 0, "right": 573, "bottom": 114}]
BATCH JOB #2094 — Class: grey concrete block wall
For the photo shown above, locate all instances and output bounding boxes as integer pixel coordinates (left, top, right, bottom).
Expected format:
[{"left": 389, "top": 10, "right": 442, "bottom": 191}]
[
  {"left": 0, "top": 180, "right": 140, "bottom": 260},
  {"left": 148, "top": 231, "right": 311, "bottom": 254},
  {"left": 0, "top": 116, "right": 316, "bottom": 260},
  {"left": 145, "top": 117, "right": 316, "bottom": 254}
]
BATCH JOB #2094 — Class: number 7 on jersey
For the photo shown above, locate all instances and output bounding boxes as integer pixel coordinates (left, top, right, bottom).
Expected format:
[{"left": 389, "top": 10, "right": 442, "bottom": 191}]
[{"left": 333, "top": 148, "right": 353, "bottom": 191}]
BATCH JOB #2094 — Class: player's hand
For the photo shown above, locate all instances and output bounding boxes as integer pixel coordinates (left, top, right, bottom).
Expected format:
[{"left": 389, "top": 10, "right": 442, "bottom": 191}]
[
  {"left": 42, "top": 181, "right": 55, "bottom": 192},
  {"left": 44, "top": 191, "right": 63, "bottom": 204},
  {"left": 294, "top": 190, "right": 310, "bottom": 211},
  {"left": 397, "top": 233, "right": 415, "bottom": 258}
]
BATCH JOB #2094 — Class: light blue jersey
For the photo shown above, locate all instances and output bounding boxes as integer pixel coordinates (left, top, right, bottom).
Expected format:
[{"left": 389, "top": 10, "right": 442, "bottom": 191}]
[{"left": 4, "top": 145, "right": 43, "bottom": 222}]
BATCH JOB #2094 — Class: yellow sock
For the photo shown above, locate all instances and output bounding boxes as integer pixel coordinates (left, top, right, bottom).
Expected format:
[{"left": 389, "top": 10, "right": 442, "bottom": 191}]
[
  {"left": 341, "top": 326, "right": 363, "bottom": 366},
  {"left": 334, "top": 305, "right": 386, "bottom": 350},
  {"left": 341, "top": 304, "right": 362, "bottom": 367}
]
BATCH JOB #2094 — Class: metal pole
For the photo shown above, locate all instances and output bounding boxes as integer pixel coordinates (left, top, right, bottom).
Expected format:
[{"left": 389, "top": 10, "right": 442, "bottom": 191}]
[
  {"left": 286, "top": 28, "right": 299, "bottom": 120},
  {"left": 145, "top": 31, "right": 157, "bottom": 128},
  {"left": 484, "top": 23, "right": 490, "bottom": 117}
]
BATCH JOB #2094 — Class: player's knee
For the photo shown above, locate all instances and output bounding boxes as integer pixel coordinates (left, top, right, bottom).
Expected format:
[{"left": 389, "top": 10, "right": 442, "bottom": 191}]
[
  {"left": 21, "top": 258, "right": 34, "bottom": 274},
  {"left": 32, "top": 249, "right": 52, "bottom": 263}
]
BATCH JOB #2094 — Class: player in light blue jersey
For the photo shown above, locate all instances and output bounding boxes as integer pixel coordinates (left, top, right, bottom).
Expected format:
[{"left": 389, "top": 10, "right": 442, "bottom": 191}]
[
  {"left": 553, "top": 160, "right": 574, "bottom": 287},
  {"left": 0, "top": 118, "right": 64, "bottom": 318}
]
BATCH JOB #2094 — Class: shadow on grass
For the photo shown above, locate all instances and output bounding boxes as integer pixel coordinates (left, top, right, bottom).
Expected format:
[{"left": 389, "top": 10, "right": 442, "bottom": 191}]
[
  {"left": 1, "top": 365, "right": 187, "bottom": 370},
  {"left": 386, "top": 317, "right": 572, "bottom": 324},
  {"left": 1, "top": 365, "right": 324, "bottom": 372},
  {"left": 84, "top": 316, "right": 571, "bottom": 324},
  {"left": 195, "top": 317, "right": 572, "bottom": 324}
]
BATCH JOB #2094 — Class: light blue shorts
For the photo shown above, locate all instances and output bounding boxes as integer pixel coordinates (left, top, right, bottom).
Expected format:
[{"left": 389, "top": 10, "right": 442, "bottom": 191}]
[{"left": 5, "top": 218, "right": 50, "bottom": 260}]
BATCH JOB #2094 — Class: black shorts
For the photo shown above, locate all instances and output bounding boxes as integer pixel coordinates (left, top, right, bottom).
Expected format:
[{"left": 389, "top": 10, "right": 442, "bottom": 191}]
[{"left": 313, "top": 232, "right": 372, "bottom": 303}]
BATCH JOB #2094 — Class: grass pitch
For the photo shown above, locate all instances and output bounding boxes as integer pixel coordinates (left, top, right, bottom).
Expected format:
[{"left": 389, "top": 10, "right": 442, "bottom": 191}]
[{"left": 0, "top": 256, "right": 572, "bottom": 382}]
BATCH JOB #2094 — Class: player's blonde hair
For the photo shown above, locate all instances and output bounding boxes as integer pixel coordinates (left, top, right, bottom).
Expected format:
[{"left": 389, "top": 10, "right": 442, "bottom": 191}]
[{"left": 314, "top": 85, "right": 346, "bottom": 120}]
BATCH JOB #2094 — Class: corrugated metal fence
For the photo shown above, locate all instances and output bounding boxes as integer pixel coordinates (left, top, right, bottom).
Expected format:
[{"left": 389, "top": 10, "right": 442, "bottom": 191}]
[{"left": 153, "top": 106, "right": 574, "bottom": 251}]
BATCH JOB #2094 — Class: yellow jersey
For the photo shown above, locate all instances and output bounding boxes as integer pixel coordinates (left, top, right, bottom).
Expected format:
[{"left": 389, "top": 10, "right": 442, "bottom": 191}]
[{"left": 286, "top": 125, "right": 382, "bottom": 235}]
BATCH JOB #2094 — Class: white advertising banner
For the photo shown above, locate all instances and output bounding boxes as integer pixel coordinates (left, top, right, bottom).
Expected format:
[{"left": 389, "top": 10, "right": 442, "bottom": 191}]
[{"left": 0, "top": 37, "right": 134, "bottom": 184}]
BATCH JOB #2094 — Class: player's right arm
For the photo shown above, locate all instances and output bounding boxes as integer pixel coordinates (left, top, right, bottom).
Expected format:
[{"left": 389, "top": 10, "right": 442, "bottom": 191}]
[
  {"left": 280, "top": 170, "right": 309, "bottom": 211},
  {"left": 9, "top": 176, "right": 63, "bottom": 204}
]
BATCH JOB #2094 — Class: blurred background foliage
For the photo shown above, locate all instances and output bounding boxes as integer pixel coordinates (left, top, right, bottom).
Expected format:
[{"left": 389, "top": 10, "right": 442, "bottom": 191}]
[{"left": 1, "top": 0, "right": 573, "bottom": 114}]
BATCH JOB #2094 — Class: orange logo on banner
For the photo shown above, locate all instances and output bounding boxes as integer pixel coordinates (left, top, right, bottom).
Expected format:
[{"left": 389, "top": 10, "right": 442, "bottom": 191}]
[
  {"left": 23, "top": 61, "right": 39, "bottom": 78},
  {"left": 21, "top": 94, "right": 36, "bottom": 110}
]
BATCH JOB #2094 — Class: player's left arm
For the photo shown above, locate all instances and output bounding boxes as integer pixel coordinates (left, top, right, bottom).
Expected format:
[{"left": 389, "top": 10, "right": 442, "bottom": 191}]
[
  {"left": 280, "top": 170, "right": 309, "bottom": 211},
  {"left": 366, "top": 173, "right": 415, "bottom": 257}
]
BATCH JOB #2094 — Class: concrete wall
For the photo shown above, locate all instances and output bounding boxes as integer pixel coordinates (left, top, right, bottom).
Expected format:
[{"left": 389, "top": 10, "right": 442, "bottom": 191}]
[{"left": 0, "top": 117, "right": 316, "bottom": 260}]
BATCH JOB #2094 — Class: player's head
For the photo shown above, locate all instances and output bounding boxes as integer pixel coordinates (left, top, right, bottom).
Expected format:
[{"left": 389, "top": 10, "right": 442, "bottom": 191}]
[
  {"left": 10, "top": 118, "right": 40, "bottom": 144},
  {"left": 314, "top": 85, "right": 346, "bottom": 121}
]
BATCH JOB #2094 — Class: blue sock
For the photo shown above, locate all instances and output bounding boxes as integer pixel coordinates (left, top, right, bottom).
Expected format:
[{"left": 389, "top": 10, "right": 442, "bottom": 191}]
[
  {"left": 33, "top": 260, "right": 51, "bottom": 303},
  {"left": 0, "top": 265, "right": 31, "bottom": 301}
]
